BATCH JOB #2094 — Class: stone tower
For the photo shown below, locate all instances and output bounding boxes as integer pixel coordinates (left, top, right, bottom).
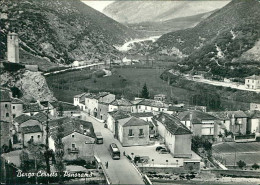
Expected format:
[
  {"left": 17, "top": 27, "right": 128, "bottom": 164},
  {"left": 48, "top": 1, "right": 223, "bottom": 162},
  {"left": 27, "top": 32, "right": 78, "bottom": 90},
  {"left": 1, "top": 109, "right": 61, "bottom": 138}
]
[{"left": 7, "top": 32, "right": 19, "bottom": 63}]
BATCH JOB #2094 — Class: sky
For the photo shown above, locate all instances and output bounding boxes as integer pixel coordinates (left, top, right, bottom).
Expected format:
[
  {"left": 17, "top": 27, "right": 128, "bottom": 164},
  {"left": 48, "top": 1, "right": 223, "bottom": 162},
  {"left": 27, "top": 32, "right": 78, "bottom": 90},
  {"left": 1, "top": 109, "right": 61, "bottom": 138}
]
[{"left": 82, "top": 1, "right": 114, "bottom": 12}]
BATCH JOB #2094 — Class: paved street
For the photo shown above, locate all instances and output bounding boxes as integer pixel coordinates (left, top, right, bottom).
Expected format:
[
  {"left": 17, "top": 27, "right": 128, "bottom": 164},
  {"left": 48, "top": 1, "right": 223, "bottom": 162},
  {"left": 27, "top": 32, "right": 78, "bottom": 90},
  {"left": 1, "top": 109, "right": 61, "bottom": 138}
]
[{"left": 81, "top": 112, "right": 144, "bottom": 185}]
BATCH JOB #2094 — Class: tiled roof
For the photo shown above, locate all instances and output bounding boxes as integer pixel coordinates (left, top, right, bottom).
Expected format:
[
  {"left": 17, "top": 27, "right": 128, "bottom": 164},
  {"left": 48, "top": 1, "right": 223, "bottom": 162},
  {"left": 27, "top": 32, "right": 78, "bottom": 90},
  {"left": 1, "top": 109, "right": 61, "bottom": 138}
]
[
  {"left": 32, "top": 112, "right": 53, "bottom": 123},
  {"left": 168, "top": 106, "right": 186, "bottom": 112},
  {"left": 49, "top": 117, "right": 95, "bottom": 139},
  {"left": 108, "top": 110, "right": 130, "bottom": 121},
  {"left": 156, "top": 113, "right": 192, "bottom": 135},
  {"left": 110, "top": 98, "right": 132, "bottom": 106},
  {"left": 131, "top": 99, "right": 144, "bottom": 105},
  {"left": 50, "top": 101, "right": 79, "bottom": 111},
  {"left": 208, "top": 112, "right": 230, "bottom": 120},
  {"left": 85, "top": 92, "right": 110, "bottom": 100},
  {"left": 118, "top": 116, "right": 149, "bottom": 127},
  {"left": 14, "top": 114, "right": 31, "bottom": 124},
  {"left": 74, "top": 93, "right": 87, "bottom": 98},
  {"left": 136, "top": 99, "right": 169, "bottom": 108},
  {"left": 226, "top": 111, "right": 248, "bottom": 118},
  {"left": 21, "top": 125, "right": 42, "bottom": 134},
  {"left": 131, "top": 112, "right": 153, "bottom": 118},
  {"left": 23, "top": 103, "right": 42, "bottom": 113},
  {"left": 0, "top": 89, "right": 11, "bottom": 102},
  {"left": 178, "top": 110, "right": 218, "bottom": 123},
  {"left": 11, "top": 98, "right": 23, "bottom": 104},
  {"left": 245, "top": 75, "right": 260, "bottom": 80}
]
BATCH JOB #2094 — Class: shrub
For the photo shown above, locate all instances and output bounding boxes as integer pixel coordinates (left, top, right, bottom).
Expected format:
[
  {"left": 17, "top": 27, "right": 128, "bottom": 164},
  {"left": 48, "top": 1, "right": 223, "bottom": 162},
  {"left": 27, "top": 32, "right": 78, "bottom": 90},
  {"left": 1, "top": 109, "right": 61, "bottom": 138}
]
[
  {"left": 237, "top": 160, "right": 246, "bottom": 169},
  {"left": 252, "top": 163, "right": 259, "bottom": 170}
]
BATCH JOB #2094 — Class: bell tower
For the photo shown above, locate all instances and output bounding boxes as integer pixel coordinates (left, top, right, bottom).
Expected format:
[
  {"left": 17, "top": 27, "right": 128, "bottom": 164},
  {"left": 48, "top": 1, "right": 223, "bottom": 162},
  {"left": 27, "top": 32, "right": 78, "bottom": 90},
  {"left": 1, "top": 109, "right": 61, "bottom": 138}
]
[{"left": 7, "top": 32, "right": 19, "bottom": 63}]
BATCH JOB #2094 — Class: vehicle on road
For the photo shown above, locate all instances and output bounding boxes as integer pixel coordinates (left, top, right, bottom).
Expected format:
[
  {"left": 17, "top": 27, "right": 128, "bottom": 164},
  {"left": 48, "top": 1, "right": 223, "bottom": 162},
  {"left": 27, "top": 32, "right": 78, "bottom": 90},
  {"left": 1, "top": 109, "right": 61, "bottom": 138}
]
[
  {"left": 156, "top": 146, "right": 166, "bottom": 152},
  {"left": 109, "top": 143, "right": 120, "bottom": 160},
  {"left": 159, "top": 149, "right": 169, "bottom": 154},
  {"left": 95, "top": 132, "right": 103, "bottom": 144}
]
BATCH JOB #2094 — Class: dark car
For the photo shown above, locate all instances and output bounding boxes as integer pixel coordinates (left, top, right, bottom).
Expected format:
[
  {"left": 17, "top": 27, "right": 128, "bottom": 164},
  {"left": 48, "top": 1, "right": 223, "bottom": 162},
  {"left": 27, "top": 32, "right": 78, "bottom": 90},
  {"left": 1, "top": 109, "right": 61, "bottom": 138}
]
[
  {"left": 156, "top": 146, "right": 166, "bottom": 152},
  {"left": 159, "top": 149, "right": 169, "bottom": 154}
]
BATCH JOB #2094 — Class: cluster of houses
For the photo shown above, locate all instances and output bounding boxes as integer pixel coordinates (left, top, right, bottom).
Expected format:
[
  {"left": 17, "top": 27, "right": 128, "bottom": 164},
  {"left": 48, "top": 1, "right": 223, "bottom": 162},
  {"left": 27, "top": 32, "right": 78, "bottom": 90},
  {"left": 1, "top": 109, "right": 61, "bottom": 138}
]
[
  {"left": 0, "top": 88, "right": 96, "bottom": 161},
  {"left": 74, "top": 91, "right": 260, "bottom": 157}
]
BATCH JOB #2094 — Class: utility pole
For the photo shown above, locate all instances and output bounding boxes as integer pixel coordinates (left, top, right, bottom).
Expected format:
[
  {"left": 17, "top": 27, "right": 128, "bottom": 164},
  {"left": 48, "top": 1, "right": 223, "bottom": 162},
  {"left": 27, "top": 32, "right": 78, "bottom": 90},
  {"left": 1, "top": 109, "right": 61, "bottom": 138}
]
[{"left": 44, "top": 106, "right": 51, "bottom": 175}]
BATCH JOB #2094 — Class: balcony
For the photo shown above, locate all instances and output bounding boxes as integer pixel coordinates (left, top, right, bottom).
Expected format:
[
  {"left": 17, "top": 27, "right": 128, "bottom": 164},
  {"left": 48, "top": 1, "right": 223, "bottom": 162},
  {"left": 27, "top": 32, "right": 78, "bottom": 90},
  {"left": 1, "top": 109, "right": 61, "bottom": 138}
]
[{"left": 68, "top": 148, "right": 79, "bottom": 153}]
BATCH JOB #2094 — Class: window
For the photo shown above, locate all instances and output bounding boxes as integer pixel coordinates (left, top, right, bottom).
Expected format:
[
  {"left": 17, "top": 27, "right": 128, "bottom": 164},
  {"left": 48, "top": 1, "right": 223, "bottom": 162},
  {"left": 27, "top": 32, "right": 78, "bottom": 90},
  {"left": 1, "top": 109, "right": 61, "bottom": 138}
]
[
  {"left": 139, "top": 129, "right": 144, "bottom": 136},
  {"left": 129, "top": 129, "right": 133, "bottom": 136},
  {"left": 72, "top": 134, "right": 75, "bottom": 138},
  {"left": 145, "top": 106, "right": 147, "bottom": 110},
  {"left": 80, "top": 125, "right": 83, "bottom": 129},
  {"left": 38, "top": 135, "right": 41, "bottom": 138},
  {"left": 5, "top": 104, "right": 8, "bottom": 108},
  {"left": 72, "top": 144, "right": 76, "bottom": 148},
  {"left": 6, "top": 113, "right": 9, "bottom": 117},
  {"left": 13, "top": 106, "right": 15, "bottom": 109},
  {"left": 31, "top": 136, "right": 34, "bottom": 139},
  {"left": 13, "top": 114, "right": 16, "bottom": 118}
]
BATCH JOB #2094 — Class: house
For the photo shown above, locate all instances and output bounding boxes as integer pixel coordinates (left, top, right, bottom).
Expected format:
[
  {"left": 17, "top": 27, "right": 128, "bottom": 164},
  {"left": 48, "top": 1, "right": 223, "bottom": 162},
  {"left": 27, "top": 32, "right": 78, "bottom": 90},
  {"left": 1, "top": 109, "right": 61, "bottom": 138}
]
[
  {"left": 97, "top": 95, "right": 116, "bottom": 121},
  {"left": 226, "top": 111, "right": 248, "bottom": 135},
  {"left": 21, "top": 125, "right": 43, "bottom": 146},
  {"left": 85, "top": 92, "right": 115, "bottom": 117},
  {"left": 208, "top": 111, "right": 231, "bottom": 134},
  {"left": 178, "top": 110, "right": 219, "bottom": 139},
  {"left": 107, "top": 110, "right": 130, "bottom": 137},
  {"left": 246, "top": 110, "right": 260, "bottom": 133},
  {"left": 0, "top": 89, "right": 12, "bottom": 147},
  {"left": 50, "top": 101, "right": 80, "bottom": 118},
  {"left": 118, "top": 116, "right": 150, "bottom": 147},
  {"left": 131, "top": 98, "right": 169, "bottom": 114},
  {"left": 23, "top": 103, "right": 42, "bottom": 116},
  {"left": 245, "top": 75, "right": 260, "bottom": 90},
  {"left": 250, "top": 103, "right": 260, "bottom": 111},
  {"left": 39, "top": 101, "right": 56, "bottom": 116},
  {"left": 131, "top": 112, "right": 157, "bottom": 138},
  {"left": 154, "top": 113, "right": 192, "bottom": 158},
  {"left": 73, "top": 93, "right": 87, "bottom": 111},
  {"left": 49, "top": 118, "right": 96, "bottom": 161},
  {"left": 13, "top": 114, "right": 31, "bottom": 143},
  {"left": 154, "top": 94, "right": 166, "bottom": 102},
  {"left": 108, "top": 98, "right": 132, "bottom": 112},
  {"left": 11, "top": 98, "right": 23, "bottom": 118}
]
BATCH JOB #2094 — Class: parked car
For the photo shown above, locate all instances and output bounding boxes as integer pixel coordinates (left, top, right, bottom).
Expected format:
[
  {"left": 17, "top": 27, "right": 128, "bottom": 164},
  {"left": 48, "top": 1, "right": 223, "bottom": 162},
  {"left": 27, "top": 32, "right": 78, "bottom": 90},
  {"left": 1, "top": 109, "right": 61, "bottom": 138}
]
[
  {"left": 155, "top": 146, "right": 166, "bottom": 151},
  {"left": 159, "top": 149, "right": 169, "bottom": 154}
]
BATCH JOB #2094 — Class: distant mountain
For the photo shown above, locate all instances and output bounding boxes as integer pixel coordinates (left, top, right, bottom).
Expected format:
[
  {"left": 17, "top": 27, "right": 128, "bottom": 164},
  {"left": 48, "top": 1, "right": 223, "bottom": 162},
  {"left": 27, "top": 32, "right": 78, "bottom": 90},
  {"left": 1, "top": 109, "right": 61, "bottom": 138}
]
[
  {"left": 151, "top": 0, "right": 260, "bottom": 79},
  {"left": 0, "top": 0, "right": 138, "bottom": 64},
  {"left": 103, "top": 1, "right": 229, "bottom": 24},
  {"left": 128, "top": 11, "right": 214, "bottom": 36}
]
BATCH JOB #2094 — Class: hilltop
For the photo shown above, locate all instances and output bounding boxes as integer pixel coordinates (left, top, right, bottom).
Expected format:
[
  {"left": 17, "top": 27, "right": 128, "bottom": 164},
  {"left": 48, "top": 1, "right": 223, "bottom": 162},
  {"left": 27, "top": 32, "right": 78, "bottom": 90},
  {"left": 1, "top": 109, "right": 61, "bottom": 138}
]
[
  {"left": 0, "top": 0, "right": 138, "bottom": 65},
  {"left": 151, "top": 0, "right": 260, "bottom": 79},
  {"left": 103, "top": 1, "right": 229, "bottom": 24}
]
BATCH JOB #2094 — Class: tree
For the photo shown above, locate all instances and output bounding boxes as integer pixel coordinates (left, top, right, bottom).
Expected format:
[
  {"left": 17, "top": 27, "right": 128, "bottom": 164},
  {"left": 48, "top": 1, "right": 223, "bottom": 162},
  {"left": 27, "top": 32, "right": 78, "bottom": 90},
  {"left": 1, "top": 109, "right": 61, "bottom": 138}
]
[
  {"left": 141, "top": 83, "right": 149, "bottom": 99},
  {"left": 237, "top": 160, "right": 246, "bottom": 169},
  {"left": 252, "top": 163, "right": 259, "bottom": 170},
  {"left": 55, "top": 121, "right": 65, "bottom": 184}
]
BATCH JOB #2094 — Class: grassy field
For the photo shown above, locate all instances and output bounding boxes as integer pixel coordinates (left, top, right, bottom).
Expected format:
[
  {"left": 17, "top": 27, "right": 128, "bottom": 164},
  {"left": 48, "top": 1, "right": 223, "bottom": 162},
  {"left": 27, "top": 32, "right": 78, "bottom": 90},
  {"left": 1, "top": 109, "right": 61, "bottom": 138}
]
[
  {"left": 46, "top": 67, "right": 193, "bottom": 103},
  {"left": 213, "top": 142, "right": 260, "bottom": 166}
]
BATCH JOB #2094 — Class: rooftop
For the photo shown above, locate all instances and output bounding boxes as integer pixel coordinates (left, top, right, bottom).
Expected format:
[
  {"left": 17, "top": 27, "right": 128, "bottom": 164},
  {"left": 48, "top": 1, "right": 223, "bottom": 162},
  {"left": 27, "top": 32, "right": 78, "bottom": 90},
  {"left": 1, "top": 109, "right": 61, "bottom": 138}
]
[
  {"left": 137, "top": 99, "right": 169, "bottom": 108},
  {"left": 108, "top": 110, "right": 130, "bottom": 121},
  {"left": 226, "top": 111, "right": 248, "bottom": 118},
  {"left": 178, "top": 110, "right": 218, "bottom": 123},
  {"left": 49, "top": 117, "right": 95, "bottom": 139},
  {"left": 156, "top": 113, "right": 192, "bottom": 135},
  {"left": 11, "top": 98, "right": 23, "bottom": 104},
  {"left": 23, "top": 103, "right": 42, "bottom": 113},
  {"left": 118, "top": 116, "right": 149, "bottom": 127},
  {"left": 21, "top": 125, "right": 42, "bottom": 134},
  {"left": 110, "top": 98, "right": 132, "bottom": 106},
  {"left": 245, "top": 75, "right": 260, "bottom": 80},
  {"left": 14, "top": 114, "right": 31, "bottom": 124},
  {"left": 85, "top": 92, "right": 111, "bottom": 100},
  {"left": 50, "top": 101, "right": 79, "bottom": 111},
  {"left": 246, "top": 110, "right": 260, "bottom": 119},
  {"left": 131, "top": 112, "right": 153, "bottom": 118}
]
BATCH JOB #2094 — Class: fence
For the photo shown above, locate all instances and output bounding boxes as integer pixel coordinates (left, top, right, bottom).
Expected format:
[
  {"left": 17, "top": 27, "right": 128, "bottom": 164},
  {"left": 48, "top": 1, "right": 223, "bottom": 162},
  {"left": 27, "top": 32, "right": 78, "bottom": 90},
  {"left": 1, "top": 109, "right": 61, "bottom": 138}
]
[
  {"left": 94, "top": 155, "right": 111, "bottom": 185},
  {"left": 202, "top": 169, "right": 260, "bottom": 178}
]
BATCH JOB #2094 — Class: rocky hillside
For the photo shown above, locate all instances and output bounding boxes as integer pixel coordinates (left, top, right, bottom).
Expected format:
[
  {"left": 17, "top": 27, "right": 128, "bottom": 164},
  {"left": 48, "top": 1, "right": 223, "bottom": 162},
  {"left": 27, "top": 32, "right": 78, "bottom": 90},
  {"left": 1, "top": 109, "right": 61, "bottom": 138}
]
[
  {"left": 103, "top": 1, "right": 229, "bottom": 24},
  {"left": 1, "top": 69, "right": 56, "bottom": 102},
  {"left": 151, "top": 0, "right": 260, "bottom": 79},
  {"left": 0, "top": 0, "right": 138, "bottom": 64}
]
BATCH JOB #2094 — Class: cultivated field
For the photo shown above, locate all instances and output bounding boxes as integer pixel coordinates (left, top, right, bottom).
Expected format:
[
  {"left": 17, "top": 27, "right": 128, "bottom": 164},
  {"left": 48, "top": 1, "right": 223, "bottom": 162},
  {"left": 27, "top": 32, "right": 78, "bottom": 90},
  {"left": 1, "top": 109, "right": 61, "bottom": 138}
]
[{"left": 212, "top": 142, "right": 260, "bottom": 166}]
